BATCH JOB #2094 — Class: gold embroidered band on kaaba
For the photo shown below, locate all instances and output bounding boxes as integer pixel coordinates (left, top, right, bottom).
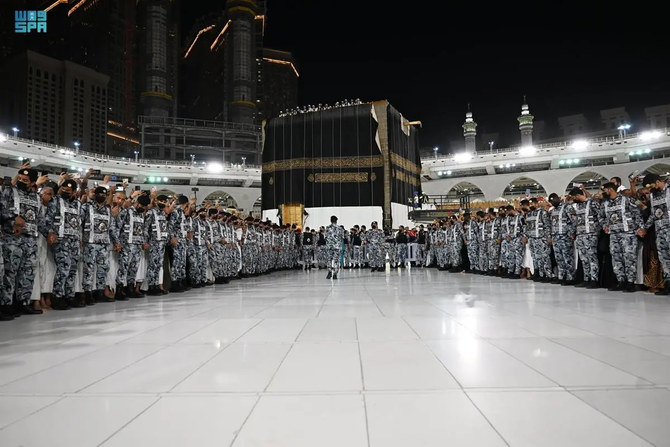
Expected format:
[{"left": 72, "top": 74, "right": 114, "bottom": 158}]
[
  {"left": 310, "top": 172, "right": 370, "bottom": 183},
  {"left": 263, "top": 156, "right": 384, "bottom": 173},
  {"left": 390, "top": 153, "right": 421, "bottom": 175}
]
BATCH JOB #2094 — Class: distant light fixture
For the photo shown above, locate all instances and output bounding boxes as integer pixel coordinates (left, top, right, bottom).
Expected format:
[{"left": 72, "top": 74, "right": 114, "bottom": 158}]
[
  {"left": 558, "top": 160, "right": 565, "bottom": 165},
  {"left": 640, "top": 130, "right": 662, "bottom": 141},
  {"left": 499, "top": 164, "right": 504, "bottom": 168},
  {"left": 454, "top": 152, "right": 472, "bottom": 163},
  {"left": 567, "top": 160, "right": 573, "bottom": 165},
  {"left": 163, "top": 177, "right": 168, "bottom": 182},
  {"left": 207, "top": 162, "right": 224, "bottom": 174},
  {"left": 571, "top": 140, "right": 588, "bottom": 150},
  {"left": 437, "top": 171, "right": 443, "bottom": 176},
  {"left": 505, "top": 164, "right": 511, "bottom": 168},
  {"left": 446, "top": 170, "right": 452, "bottom": 175},
  {"left": 519, "top": 145, "right": 536, "bottom": 156},
  {"left": 645, "top": 148, "right": 651, "bottom": 153}
]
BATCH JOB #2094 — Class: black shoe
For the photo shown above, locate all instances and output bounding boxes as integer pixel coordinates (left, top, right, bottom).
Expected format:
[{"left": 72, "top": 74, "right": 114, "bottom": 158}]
[
  {"left": 147, "top": 286, "right": 162, "bottom": 296},
  {"left": 622, "top": 282, "right": 636, "bottom": 293},
  {"left": 333, "top": 273, "right": 338, "bottom": 279},
  {"left": 182, "top": 279, "right": 193, "bottom": 289},
  {"left": 94, "top": 290, "right": 115, "bottom": 303},
  {"left": 114, "top": 287, "right": 128, "bottom": 301},
  {"left": 0, "top": 306, "right": 15, "bottom": 321},
  {"left": 84, "top": 291, "right": 95, "bottom": 305},
  {"left": 68, "top": 296, "right": 86, "bottom": 308},
  {"left": 608, "top": 282, "right": 624, "bottom": 291},
  {"left": 574, "top": 281, "right": 588, "bottom": 288},
  {"left": 585, "top": 281, "right": 599, "bottom": 289},
  {"left": 160, "top": 288, "right": 169, "bottom": 295},
  {"left": 551, "top": 278, "right": 561, "bottom": 284},
  {"left": 326, "top": 271, "right": 332, "bottom": 279},
  {"left": 370, "top": 267, "right": 376, "bottom": 272},
  {"left": 655, "top": 282, "right": 670, "bottom": 296},
  {"left": 563, "top": 280, "right": 576, "bottom": 286},
  {"left": 191, "top": 282, "right": 202, "bottom": 288},
  {"left": 170, "top": 281, "right": 184, "bottom": 292},
  {"left": 50, "top": 297, "right": 70, "bottom": 310},
  {"left": 214, "top": 277, "right": 226, "bottom": 284}
]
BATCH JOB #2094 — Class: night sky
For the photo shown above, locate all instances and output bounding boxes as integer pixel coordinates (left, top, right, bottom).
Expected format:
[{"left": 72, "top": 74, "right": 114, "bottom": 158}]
[{"left": 190, "top": 1, "right": 670, "bottom": 151}]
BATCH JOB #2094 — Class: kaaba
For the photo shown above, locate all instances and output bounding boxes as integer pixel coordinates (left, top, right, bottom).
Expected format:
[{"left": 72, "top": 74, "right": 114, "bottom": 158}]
[{"left": 261, "top": 100, "right": 422, "bottom": 229}]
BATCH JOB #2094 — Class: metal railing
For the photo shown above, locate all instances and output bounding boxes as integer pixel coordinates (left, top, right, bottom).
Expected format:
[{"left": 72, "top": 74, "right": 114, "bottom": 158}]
[
  {"left": 138, "top": 115, "right": 261, "bottom": 133},
  {"left": 0, "top": 134, "right": 262, "bottom": 170}
]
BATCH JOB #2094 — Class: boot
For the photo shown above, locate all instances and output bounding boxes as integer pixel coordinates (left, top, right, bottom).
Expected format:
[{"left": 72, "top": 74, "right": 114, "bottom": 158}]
[
  {"left": 655, "top": 282, "right": 670, "bottom": 296},
  {"left": 84, "top": 291, "right": 95, "bottom": 305},
  {"left": 160, "top": 287, "right": 169, "bottom": 295},
  {"left": 333, "top": 273, "right": 338, "bottom": 280},
  {"left": 182, "top": 279, "right": 192, "bottom": 290},
  {"left": 147, "top": 286, "right": 162, "bottom": 296},
  {"left": 326, "top": 271, "right": 332, "bottom": 279},
  {"left": 114, "top": 287, "right": 128, "bottom": 301},
  {"left": 68, "top": 296, "right": 86, "bottom": 308},
  {"left": 170, "top": 281, "right": 184, "bottom": 292},
  {"left": 585, "top": 281, "right": 599, "bottom": 289},
  {"left": 126, "top": 285, "right": 140, "bottom": 299},
  {"left": 50, "top": 296, "right": 70, "bottom": 310},
  {"left": 0, "top": 305, "right": 15, "bottom": 321},
  {"left": 622, "top": 282, "right": 636, "bottom": 293},
  {"left": 95, "top": 290, "right": 114, "bottom": 303},
  {"left": 574, "top": 281, "right": 588, "bottom": 288},
  {"left": 608, "top": 282, "right": 624, "bottom": 291}
]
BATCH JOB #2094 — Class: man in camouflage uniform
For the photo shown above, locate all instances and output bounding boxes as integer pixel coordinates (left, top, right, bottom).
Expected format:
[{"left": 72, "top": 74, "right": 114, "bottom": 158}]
[
  {"left": 1, "top": 168, "right": 43, "bottom": 319},
  {"left": 144, "top": 194, "right": 170, "bottom": 295},
  {"left": 325, "top": 215, "right": 345, "bottom": 279},
  {"left": 548, "top": 193, "right": 577, "bottom": 284},
  {"left": 364, "top": 221, "right": 385, "bottom": 272},
  {"left": 569, "top": 187, "right": 602, "bottom": 289},
  {"left": 81, "top": 186, "right": 115, "bottom": 304},
  {"left": 523, "top": 198, "right": 552, "bottom": 281},
  {"left": 241, "top": 217, "right": 256, "bottom": 277},
  {"left": 191, "top": 207, "right": 210, "bottom": 287},
  {"left": 448, "top": 216, "right": 465, "bottom": 272},
  {"left": 463, "top": 212, "right": 479, "bottom": 273},
  {"left": 485, "top": 208, "right": 502, "bottom": 275},
  {"left": 114, "top": 194, "right": 149, "bottom": 298},
  {"left": 476, "top": 211, "right": 488, "bottom": 273},
  {"left": 642, "top": 173, "right": 670, "bottom": 295},
  {"left": 600, "top": 182, "right": 645, "bottom": 292},
  {"left": 168, "top": 195, "right": 190, "bottom": 292},
  {"left": 504, "top": 205, "right": 525, "bottom": 278},
  {"left": 45, "top": 179, "right": 82, "bottom": 310}
]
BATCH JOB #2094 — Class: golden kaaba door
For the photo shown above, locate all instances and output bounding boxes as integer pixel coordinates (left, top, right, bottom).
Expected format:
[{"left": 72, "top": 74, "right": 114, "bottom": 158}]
[{"left": 282, "top": 203, "right": 304, "bottom": 227}]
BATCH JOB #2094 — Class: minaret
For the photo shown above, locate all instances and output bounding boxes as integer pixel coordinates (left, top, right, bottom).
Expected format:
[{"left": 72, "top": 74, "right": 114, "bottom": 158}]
[
  {"left": 518, "top": 96, "right": 534, "bottom": 147},
  {"left": 225, "top": 0, "right": 259, "bottom": 124},
  {"left": 462, "top": 104, "right": 477, "bottom": 153}
]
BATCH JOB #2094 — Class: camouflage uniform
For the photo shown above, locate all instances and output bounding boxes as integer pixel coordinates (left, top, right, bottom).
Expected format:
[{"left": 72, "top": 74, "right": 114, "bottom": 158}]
[
  {"left": 185, "top": 215, "right": 199, "bottom": 283},
  {"left": 80, "top": 200, "right": 112, "bottom": 292},
  {"left": 643, "top": 185, "right": 670, "bottom": 282},
  {"left": 114, "top": 206, "right": 145, "bottom": 289},
  {"left": 1, "top": 186, "right": 42, "bottom": 306},
  {"left": 364, "top": 228, "right": 385, "bottom": 270},
  {"left": 144, "top": 207, "right": 168, "bottom": 287},
  {"left": 506, "top": 213, "right": 525, "bottom": 275},
  {"left": 325, "top": 223, "right": 345, "bottom": 275},
  {"left": 573, "top": 199, "right": 602, "bottom": 283},
  {"left": 242, "top": 224, "right": 257, "bottom": 275},
  {"left": 192, "top": 216, "right": 209, "bottom": 285},
  {"left": 302, "top": 231, "right": 315, "bottom": 269},
  {"left": 46, "top": 196, "right": 82, "bottom": 301},
  {"left": 524, "top": 208, "right": 552, "bottom": 279},
  {"left": 464, "top": 219, "right": 480, "bottom": 271},
  {"left": 449, "top": 221, "right": 465, "bottom": 269},
  {"left": 207, "top": 217, "right": 224, "bottom": 279},
  {"left": 550, "top": 202, "right": 577, "bottom": 281},
  {"left": 485, "top": 217, "right": 502, "bottom": 271},
  {"left": 168, "top": 207, "right": 188, "bottom": 285},
  {"left": 602, "top": 194, "right": 644, "bottom": 284},
  {"left": 478, "top": 220, "right": 489, "bottom": 272}
]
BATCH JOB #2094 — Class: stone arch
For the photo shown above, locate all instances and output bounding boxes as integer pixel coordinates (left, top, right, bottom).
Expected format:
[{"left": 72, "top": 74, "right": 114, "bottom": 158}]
[
  {"left": 203, "top": 190, "right": 239, "bottom": 209},
  {"left": 563, "top": 171, "right": 608, "bottom": 194},
  {"left": 502, "top": 176, "right": 547, "bottom": 200},
  {"left": 155, "top": 189, "right": 177, "bottom": 198},
  {"left": 638, "top": 162, "right": 670, "bottom": 177},
  {"left": 445, "top": 181, "right": 485, "bottom": 203}
]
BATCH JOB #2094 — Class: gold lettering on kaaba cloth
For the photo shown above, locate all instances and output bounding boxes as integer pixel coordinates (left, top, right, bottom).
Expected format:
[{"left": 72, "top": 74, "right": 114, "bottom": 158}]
[
  {"left": 314, "top": 172, "right": 369, "bottom": 183},
  {"left": 263, "top": 156, "right": 384, "bottom": 173}
]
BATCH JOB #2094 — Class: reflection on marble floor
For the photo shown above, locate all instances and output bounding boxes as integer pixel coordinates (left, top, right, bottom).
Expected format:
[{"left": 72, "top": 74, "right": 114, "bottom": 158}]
[{"left": 1, "top": 268, "right": 669, "bottom": 446}]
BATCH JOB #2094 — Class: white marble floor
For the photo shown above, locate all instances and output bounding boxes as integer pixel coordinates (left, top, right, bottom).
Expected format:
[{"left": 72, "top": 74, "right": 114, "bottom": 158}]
[{"left": 1, "top": 267, "right": 670, "bottom": 446}]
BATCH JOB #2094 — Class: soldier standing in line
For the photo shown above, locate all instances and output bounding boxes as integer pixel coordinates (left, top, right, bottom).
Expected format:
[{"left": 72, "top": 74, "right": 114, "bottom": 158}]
[
  {"left": 523, "top": 198, "right": 552, "bottom": 282},
  {"left": 316, "top": 226, "right": 326, "bottom": 269},
  {"left": 81, "top": 186, "right": 116, "bottom": 304},
  {"left": 569, "top": 187, "right": 602, "bottom": 289},
  {"left": 463, "top": 212, "right": 479, "bottom": 273},
  {"left": 395, "top": 226, "right": 408, "bottom": 268},
  {"left": 325, "top": 215, "right": 345, "bottom": 279},
  {"left": 548, "top": 193, "right": 577, "bottom": 285},
  {"left": 641, "top": 173, "right": 670, "bottom": 295},
  {"left": 114, "top": 193, "right": 148, "bottom": 298},
  {"left": 45, "top": 178, "right": 82, "bottom": 310},
  {"left": 144, "top": 194, "right": 171, "bottom": 296},
  {"left": 240, "top": 217, "right": 255, "bottom": 277},
  {"left": 504, "top": 205, "right": 525, "bottom": 278},
  {"left": 600, "top": 182, "right": 645, "bottom": 292},
  {"left": 351, "top": 226, "right": 362, "bottom": 268},
  {"left": 449, "top": 215, "right": 465, "bottom": 272},
  {"left": 1, "top": 167, "right": 46, "bottom": 320},
  {"left": 477, "top": 211, "right": 488, "bottom": 273},
  {"left": 168, "top": 196, "right": 189, "bottom": 293},
  {"left": 191, "top": 207, "right": 210, "bottom": 288},
  {"left": 499, "top": 208, "right": 511, "bottom": 276},
  {"left": 485, "top": 208, "right": 502, "bottom": 275}
]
